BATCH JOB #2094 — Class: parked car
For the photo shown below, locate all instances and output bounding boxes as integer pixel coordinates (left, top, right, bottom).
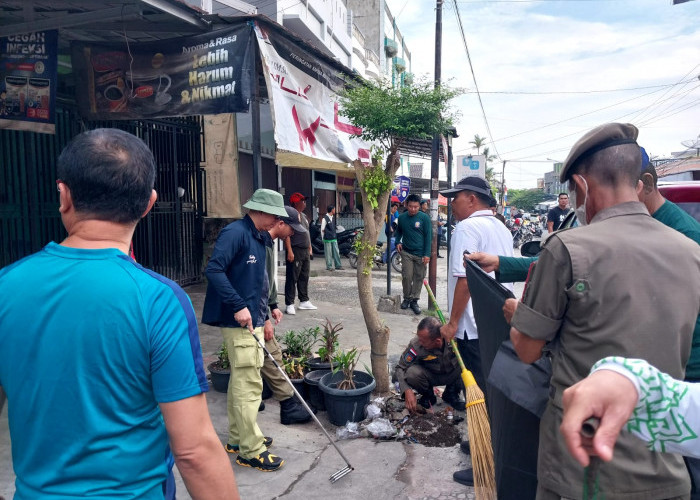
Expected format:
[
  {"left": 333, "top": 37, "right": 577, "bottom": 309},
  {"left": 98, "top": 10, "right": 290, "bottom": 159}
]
[{"left": 659, "top": 181, "right": 700, "bottom": 223}]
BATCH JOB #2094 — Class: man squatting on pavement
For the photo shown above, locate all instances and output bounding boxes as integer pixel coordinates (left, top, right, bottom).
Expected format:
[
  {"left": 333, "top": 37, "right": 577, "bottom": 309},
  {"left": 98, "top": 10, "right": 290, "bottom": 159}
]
[
  {"left": 0, "top": 128, "right": 239, "bottom": 499},
  {"left": 203, "top": 189, "right": 288, "bottom": 472},
  {"left": 262, "top": 205, "right": 314, "bottom": 425},
  {"left": 393, "top": 317, "right": 466, "bottom": 413}
]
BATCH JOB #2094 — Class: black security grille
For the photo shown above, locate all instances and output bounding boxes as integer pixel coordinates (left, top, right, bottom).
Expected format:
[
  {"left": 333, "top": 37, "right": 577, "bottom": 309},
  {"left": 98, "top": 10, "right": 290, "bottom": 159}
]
[{"left": 0, "top": 100, "right": 205, "bottom": 286}]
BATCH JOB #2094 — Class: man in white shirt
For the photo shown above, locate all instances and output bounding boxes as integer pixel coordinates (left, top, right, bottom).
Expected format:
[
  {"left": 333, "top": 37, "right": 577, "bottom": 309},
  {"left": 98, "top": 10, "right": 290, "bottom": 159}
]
[{"left": 439, "top": 176, "right": 514, "bottom": 487}]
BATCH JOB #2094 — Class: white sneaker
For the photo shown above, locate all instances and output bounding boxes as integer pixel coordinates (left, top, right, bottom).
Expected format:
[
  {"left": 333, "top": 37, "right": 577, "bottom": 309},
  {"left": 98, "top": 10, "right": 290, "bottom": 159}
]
[
  {"left": 298, "top": 301, "right": 317, "bottom": 310},
  {"left": 286, "top": 304, "right": 296, "bottom": 315}
]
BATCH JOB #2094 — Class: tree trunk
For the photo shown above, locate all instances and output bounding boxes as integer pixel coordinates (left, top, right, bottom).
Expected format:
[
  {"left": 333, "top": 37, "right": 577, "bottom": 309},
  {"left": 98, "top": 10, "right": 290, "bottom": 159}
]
[{"left": 352, "top": 150, "right": 401, "bottom": 394}]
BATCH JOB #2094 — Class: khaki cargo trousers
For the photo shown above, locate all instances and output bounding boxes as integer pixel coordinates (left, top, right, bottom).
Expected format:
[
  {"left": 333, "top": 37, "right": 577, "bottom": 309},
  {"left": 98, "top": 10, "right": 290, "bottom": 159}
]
[
  {"left": 261, "top": 335, "right": 294, "bottom": 401},
  {"left": 221, "top": 326, "right": 267, "bottom": 459}
]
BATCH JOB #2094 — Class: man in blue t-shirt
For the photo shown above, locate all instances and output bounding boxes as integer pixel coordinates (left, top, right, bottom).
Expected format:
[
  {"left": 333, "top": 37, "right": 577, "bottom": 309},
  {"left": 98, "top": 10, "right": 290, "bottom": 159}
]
[{"left": 0, "top": 129, "right": 238, "bottom": 499}]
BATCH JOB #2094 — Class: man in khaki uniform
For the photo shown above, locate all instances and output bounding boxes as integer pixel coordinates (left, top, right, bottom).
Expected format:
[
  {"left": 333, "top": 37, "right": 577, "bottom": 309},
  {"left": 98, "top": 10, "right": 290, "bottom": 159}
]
[
  {"left": 394, "top": 317, "right": 465, "bottom": 412},
  {"left": 203, "top": 189, "right": 287, "bottom": 472},
  {"left": 262, "top": 206, "right": 313, "bottom": 425},
  {"left": 510, "top": 123, "right": 700, "bottom": 500}
]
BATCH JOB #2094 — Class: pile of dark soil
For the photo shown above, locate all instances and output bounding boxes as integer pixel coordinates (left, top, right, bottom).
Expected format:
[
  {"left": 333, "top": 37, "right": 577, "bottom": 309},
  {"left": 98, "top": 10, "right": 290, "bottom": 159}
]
[{"left": 401, "top": 412, "right": 461, "bottom": 447}]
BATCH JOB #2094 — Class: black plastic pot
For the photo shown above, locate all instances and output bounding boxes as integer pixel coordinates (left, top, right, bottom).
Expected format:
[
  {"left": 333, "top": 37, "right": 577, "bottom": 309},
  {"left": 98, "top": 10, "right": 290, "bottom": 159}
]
[
  {"left": 290, "top": 377, "right": 309, "bottom": 404},
  {"left": 304, "top": 369, "right": 331, "bottom": 411},
  {"left": 307, "top": 357, "right": 339, "bottom": 371},
  {"left": 208, "top": 362, "right": 230, "bottom": 393},
  {"left": 319, "top": 371, "right": 376, "bottom": 426}
]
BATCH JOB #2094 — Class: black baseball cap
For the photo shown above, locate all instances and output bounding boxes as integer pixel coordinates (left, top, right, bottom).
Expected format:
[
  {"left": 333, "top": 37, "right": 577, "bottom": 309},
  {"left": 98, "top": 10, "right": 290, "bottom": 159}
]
[
  {"left": 280, "top": 206, "right": 307, "bottom": 233},
  {"left": 440, "top": 176, "right": 494, "bottom": 199}
]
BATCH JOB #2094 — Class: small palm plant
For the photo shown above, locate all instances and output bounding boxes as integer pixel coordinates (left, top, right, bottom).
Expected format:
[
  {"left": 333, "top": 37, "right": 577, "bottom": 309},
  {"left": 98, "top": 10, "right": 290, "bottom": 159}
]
[
  {"left": 318, "top": 318, "right": 342, "bottom": 363},
  {"left": 332, "top": 348, "right": 360, "bottom": 390}
]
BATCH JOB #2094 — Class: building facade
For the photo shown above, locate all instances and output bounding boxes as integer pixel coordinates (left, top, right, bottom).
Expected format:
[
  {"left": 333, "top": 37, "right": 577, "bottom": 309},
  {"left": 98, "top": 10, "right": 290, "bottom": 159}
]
[
  {"left": 346, "top": 0, "right": 412, "bottom": 86},
  {"left": 543, "top": 162, "right": 566, "bottom": 195}
]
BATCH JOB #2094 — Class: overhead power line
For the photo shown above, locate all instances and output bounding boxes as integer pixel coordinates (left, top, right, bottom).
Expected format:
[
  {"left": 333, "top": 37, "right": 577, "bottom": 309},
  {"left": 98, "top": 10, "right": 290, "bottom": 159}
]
[
  {"left": 490, "top": 83, "right": 700, "bottom": 161},
  {"left": 454, "top": 77, "right": 699, "bottom": 157},
  {"left": 464, "top": 79, "right": 699, "bottom": 95},
  {"left": 628, "top": 64, "right": 700, "bottom": 123}
]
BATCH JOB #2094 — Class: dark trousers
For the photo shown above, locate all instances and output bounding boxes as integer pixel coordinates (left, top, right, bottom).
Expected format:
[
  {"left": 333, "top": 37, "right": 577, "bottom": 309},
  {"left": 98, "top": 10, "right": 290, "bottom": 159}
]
[
  {"left": 285, "top": 246, "right": 310, "bottom": 305},
  {"left": 456, "top": 336, "right": 486, "bottom": 395}
]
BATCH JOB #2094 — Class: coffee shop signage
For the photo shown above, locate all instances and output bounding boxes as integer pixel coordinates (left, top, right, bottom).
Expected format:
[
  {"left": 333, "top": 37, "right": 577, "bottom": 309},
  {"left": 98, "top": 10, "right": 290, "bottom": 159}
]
[{"left": 71, "top": 25, "right": 253, "bottom": 120}]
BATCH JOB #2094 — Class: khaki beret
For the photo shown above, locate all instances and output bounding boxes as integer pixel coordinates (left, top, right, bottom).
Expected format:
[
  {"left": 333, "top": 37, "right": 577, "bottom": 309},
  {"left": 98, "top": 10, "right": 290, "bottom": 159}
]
[{"left": 559, "top": 123, "right": 639, "bottom": 183}]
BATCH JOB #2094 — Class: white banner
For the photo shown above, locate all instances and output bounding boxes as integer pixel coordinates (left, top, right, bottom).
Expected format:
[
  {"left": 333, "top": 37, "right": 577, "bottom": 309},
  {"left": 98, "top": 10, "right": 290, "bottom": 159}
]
[
  {"left": 456, "top": 154, "right": 485, "bottom": 179},
  {"left": 254, "top": 23, "right": 369, "bottom": 166}
]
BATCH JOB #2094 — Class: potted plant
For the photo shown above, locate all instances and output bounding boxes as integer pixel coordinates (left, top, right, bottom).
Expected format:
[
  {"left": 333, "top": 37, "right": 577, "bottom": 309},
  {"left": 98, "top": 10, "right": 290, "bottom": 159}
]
[
  {"left": 307, "top": 318, "right": 342, "bottom": 371},
  {"left": 318, "top": 348, "right": 376, "bottom": 425},
  {"left": 279, "top": 327, "right": 319, "bottom": 360},
  {"left": 306, "top": 319, "right": 343, "bottom": 411},
  {"left": 278, "top": 327, "right": 318, "bottom": 402},
  {"left": 208, "top": 343, "right": 230, "bottom": 393}
]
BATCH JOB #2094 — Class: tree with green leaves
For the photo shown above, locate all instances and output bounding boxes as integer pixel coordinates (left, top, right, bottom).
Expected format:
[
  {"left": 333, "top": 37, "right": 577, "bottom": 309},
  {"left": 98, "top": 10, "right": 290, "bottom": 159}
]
[
  {"left": 469, "top": 134, "right": 487, "bottom": 155},
  {"left": 506, "top": 188, "right": 550, "bottom": 212},
  {"left": 482, "top": 146, "right": 498, "bottom": 187},
  {"left": 339, "top": 78, "right": 461, "bottom": 393}
]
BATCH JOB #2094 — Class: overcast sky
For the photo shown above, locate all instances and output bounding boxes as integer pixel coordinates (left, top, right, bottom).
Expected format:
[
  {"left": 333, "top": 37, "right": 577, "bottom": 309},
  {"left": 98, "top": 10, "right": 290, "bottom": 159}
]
[{"left": 384, "top": 0, "right": 700, "bottom": 189}]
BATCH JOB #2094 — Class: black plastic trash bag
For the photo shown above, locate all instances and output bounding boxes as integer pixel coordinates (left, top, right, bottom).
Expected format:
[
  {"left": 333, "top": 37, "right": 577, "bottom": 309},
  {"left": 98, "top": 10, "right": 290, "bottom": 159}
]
[{"left": 464, "top": 258, "right": 540, "bottom": 500}]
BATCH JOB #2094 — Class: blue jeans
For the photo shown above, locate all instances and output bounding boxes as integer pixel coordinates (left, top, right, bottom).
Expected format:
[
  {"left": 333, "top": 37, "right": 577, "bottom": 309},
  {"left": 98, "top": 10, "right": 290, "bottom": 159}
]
[{"left": 323, "top": 239, "right": 342, "bottom": 269}]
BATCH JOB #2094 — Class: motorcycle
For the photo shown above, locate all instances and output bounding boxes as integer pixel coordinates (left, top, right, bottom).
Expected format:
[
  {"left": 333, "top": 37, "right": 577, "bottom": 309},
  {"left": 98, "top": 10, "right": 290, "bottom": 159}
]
[
  {"left": 348, "top": 235, "right": 401, "bottom": 273},
  {"left": 512, "top": 224, "right": 533, "bottom": 248},
  {"left": 309, "top": 224, "right": 362, "bottom": 256}
]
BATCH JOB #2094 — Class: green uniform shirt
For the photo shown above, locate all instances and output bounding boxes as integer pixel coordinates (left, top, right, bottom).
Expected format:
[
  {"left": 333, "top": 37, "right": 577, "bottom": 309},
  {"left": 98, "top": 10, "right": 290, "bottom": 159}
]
[
  {"left": 497, "top": 255, "right": 537, "bottom": 283},
  {"left": 394, "top": 210, "right": 432, "bottom": 257},
  {"left": 653, "top": 200, "right": 700, "bottom": 380}
]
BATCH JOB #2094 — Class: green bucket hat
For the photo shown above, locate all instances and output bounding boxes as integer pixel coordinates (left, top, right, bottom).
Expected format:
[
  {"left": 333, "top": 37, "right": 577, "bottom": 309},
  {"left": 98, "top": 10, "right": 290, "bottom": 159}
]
[{"left": 243, "top": 189, "right": 288, "bottom": 217}]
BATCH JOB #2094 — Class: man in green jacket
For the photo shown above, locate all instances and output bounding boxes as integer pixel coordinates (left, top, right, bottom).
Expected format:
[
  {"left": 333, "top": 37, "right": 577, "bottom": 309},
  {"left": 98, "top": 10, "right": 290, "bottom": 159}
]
[{"left": 394, "top": 193, "right": 432, "bottom": 315}]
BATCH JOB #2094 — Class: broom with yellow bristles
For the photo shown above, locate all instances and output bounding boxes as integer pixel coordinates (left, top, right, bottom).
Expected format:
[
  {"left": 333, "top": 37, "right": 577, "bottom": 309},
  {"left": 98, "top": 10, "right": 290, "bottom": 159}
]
[{"left": 424, "top": 280, "right": 496, "bottom": 500}]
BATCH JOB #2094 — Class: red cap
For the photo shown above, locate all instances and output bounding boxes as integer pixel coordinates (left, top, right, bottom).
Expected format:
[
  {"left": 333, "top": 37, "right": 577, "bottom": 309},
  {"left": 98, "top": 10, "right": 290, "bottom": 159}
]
[{"left": 290, "top": 192, "right": 307, "bottom": 204}]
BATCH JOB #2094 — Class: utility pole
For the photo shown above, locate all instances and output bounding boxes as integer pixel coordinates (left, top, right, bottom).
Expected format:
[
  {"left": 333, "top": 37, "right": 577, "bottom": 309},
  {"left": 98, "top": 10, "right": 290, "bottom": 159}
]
[{"left": 428, "top": 0, "right": 442, "bottom": 301}]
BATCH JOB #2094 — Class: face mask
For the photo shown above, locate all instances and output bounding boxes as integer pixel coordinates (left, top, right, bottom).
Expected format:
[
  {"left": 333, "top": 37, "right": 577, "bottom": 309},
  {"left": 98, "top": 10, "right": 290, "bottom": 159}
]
[{"left": 572, "top": 176, "right": 589, "bottom": 226}]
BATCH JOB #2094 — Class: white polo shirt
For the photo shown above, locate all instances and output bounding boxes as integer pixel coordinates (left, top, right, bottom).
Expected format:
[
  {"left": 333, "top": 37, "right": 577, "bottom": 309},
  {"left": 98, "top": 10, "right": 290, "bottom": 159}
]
[{"left": 447, "top": 209, "right": 515, "bottom": 340}]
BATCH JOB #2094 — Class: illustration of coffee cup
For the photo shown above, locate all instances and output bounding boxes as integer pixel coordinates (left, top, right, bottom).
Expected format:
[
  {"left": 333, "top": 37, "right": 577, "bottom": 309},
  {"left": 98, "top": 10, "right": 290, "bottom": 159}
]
[
  {"left": 127, "top": 71, "right": 171, "bottom": 109},
  {"left": 154, "top": 74, "right": 172, "bottom": 105},
  {"left": 103, "top": 84, "right": 126, "bottom": 111}
]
